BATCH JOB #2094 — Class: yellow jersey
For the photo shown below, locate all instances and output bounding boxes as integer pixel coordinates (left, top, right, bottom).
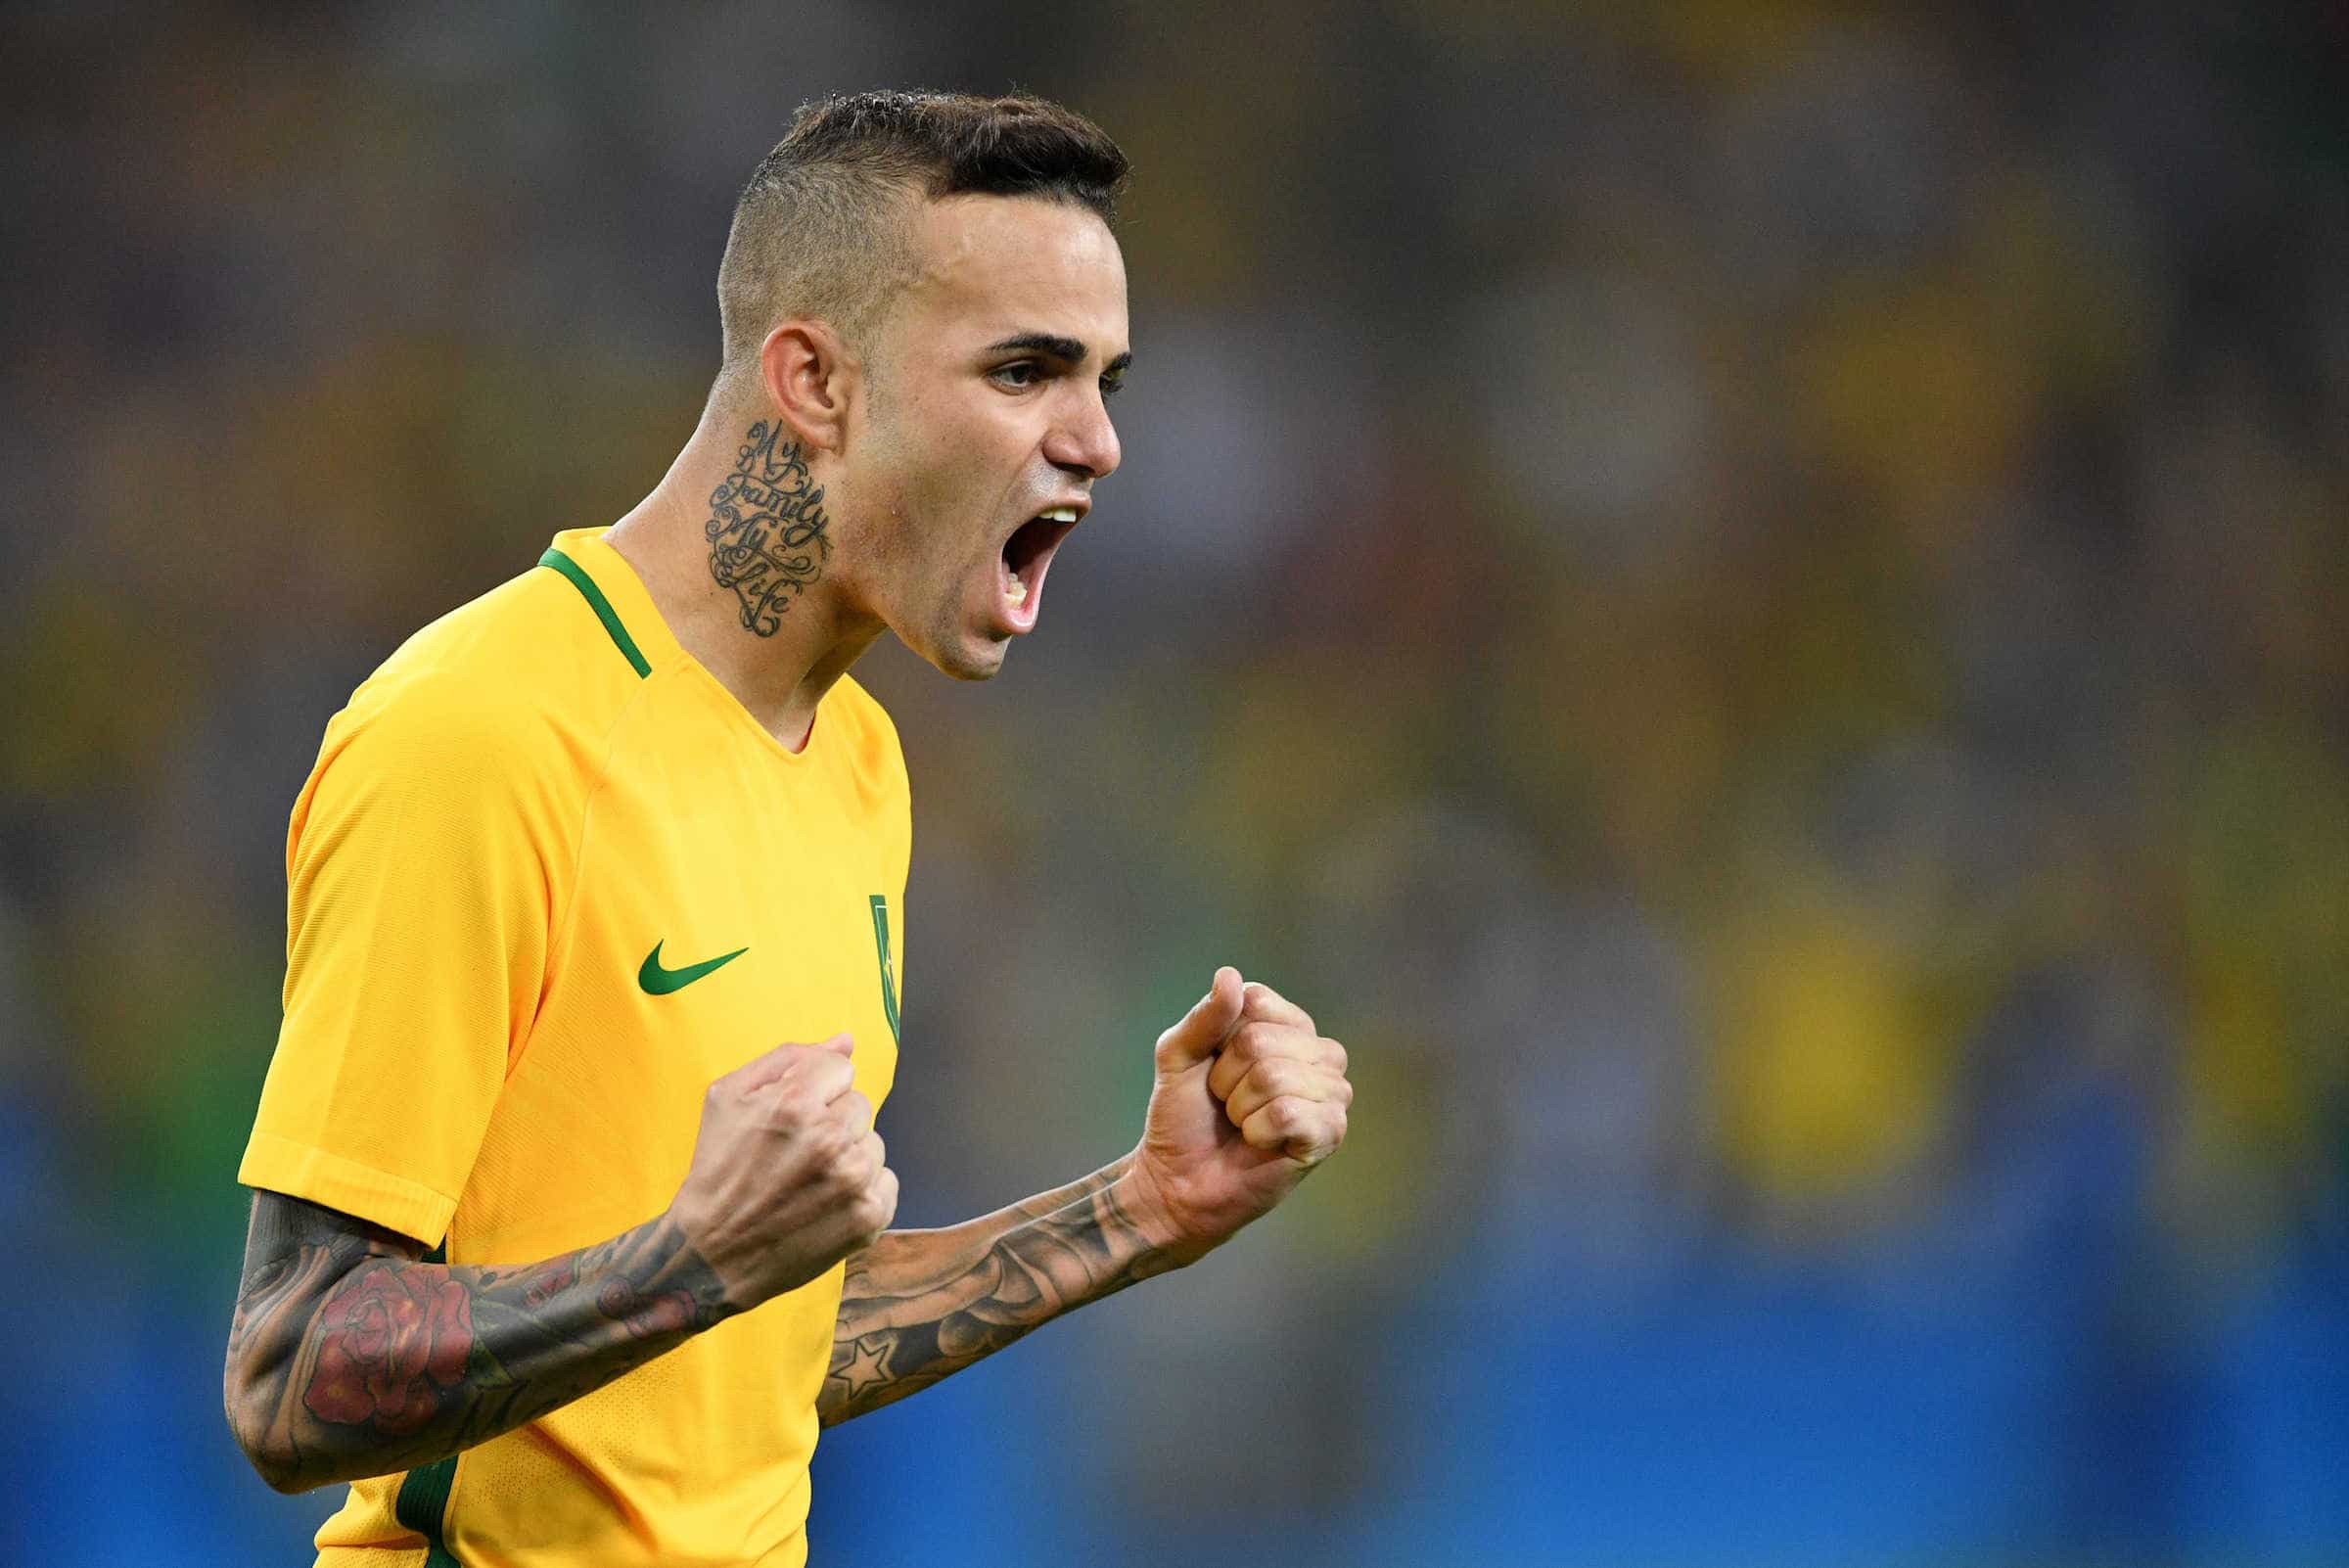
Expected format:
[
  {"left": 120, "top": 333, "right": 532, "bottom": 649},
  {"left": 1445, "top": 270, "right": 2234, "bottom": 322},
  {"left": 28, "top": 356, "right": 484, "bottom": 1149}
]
[{"left": 238, "top": 527, "right": 909, "bottom": 1567}]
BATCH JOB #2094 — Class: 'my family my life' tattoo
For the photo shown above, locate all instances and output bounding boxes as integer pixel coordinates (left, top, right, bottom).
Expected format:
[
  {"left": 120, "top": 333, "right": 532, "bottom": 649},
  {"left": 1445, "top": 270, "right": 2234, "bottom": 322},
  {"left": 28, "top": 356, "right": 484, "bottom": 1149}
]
[{"left": 707, "top": 421, "right": 832, "bottom": 636}]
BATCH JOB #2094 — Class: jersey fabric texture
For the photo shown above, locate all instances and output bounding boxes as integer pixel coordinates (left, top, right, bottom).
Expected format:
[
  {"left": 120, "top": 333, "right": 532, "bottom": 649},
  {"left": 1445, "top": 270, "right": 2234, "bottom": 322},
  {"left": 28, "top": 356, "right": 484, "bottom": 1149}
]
[{"left": 238, "top": 527, "right": 910, "bottom": 1567}]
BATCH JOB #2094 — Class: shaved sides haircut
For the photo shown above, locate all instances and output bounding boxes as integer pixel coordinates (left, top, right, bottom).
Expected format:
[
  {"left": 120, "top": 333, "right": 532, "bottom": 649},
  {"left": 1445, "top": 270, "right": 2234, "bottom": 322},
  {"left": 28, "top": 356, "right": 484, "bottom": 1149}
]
[{"left": 714, "top": 90, "right": 1129, "bottom": 395}]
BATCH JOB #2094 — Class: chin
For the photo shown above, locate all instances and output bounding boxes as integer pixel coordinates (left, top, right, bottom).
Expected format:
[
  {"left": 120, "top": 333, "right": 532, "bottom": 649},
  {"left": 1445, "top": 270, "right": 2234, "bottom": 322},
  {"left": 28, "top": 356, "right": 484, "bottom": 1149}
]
[{"left": 911, "top": 629, "right": 1009, "bottom": 682}]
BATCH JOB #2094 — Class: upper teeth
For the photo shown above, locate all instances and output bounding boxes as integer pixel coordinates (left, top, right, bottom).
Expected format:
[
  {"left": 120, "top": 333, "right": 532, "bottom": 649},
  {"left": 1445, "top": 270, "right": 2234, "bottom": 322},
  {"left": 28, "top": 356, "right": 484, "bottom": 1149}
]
[{"left": 1038, "top": 506, "right": 1079, "bottom": 523}]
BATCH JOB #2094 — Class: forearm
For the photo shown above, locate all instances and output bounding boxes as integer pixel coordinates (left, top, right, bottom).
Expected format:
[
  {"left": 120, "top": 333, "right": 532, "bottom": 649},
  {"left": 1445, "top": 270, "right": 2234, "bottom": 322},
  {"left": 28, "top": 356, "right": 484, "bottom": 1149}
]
[
  {"left": 818, "top": 1155, "right": 1185, "bottom": 1425},
  {"left": 226, "top": 1191, "right": 731, "bottom": 1493}
]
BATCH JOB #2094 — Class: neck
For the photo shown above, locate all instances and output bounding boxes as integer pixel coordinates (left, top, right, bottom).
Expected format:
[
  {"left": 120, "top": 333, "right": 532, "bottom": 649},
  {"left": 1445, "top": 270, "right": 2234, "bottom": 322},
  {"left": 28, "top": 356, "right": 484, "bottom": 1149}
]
[{"left": 605, "top": 403, "right": 883, "bottom": 751}]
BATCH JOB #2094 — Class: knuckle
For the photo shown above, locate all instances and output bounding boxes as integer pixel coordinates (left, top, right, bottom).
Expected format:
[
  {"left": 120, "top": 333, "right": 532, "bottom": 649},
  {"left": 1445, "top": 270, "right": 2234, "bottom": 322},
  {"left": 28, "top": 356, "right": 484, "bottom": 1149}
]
[
  {"left": 1251, "top": 1058, "right": 1296, "bottom": 1097},
  {"left": 1263, "top": 1020, "right": 1311, "bottom": 1057},
  {"left": 823, "top": 1161, "right": 862, "bottom": 1203},
  {"left": 843, "top": 1136, "right": 881, "bottom": 1187},
  {"left": 831, "top": 1118, "right": 867, "bottom": 1162},
  {"left": 1247, "top": 981, "right": 1311, "bottom": 1027},
  {"left": 806, "top": 1118, "right": 852, "bottom": 1163},
  {"left": 861, "top": 1174, "right": 899, "bottom": 1232}
]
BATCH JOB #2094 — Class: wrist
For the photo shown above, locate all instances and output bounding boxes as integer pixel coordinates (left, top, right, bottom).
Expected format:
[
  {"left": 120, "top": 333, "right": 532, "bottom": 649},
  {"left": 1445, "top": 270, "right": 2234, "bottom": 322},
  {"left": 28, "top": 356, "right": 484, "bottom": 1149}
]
[
  {"left": 660, "top": 1197, "right": 758, "bottom": 1317},
  {"left": 1109, "top": 1155, "right": 1217, "bottom": 1268}
]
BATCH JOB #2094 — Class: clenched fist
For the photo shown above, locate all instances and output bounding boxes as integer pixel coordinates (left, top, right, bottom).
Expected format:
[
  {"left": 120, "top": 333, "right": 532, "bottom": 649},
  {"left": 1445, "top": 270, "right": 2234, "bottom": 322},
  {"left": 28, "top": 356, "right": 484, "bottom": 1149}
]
[
  {"left": 667, "top": 1033, "right": 898, "bottom": 1311},
  {"left": 1125, "top": 968, "right": 1353, "bottom": 1256}
]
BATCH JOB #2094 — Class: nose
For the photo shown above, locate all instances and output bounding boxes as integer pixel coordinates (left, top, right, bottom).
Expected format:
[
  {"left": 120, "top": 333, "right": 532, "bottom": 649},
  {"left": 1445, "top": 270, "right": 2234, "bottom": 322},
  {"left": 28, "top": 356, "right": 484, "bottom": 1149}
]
[{"left": 1043, "top": 387, "right": 1121, "bottom": 481}]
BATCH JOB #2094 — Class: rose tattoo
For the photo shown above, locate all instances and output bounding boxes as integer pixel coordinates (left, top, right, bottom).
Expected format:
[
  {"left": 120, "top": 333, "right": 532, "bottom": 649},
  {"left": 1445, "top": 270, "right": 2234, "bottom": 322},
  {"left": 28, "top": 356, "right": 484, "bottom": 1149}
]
[{"left": 304, "top": 1262, "right": 475, "bottom": 1436}]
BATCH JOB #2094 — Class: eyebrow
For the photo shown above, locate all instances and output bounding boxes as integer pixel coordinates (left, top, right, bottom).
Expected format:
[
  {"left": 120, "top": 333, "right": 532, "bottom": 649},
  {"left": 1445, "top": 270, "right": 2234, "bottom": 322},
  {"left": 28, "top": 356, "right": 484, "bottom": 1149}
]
[{"left": 985, "top": 332, "right": 1133, "bottom": 376}]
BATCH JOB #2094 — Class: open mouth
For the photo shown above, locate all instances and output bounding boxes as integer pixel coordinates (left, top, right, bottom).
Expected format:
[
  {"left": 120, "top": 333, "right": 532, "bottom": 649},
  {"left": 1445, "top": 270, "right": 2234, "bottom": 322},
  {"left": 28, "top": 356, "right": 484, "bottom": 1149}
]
[{"left": 998, "top": 505, "right": 1081, "bottom": 627}]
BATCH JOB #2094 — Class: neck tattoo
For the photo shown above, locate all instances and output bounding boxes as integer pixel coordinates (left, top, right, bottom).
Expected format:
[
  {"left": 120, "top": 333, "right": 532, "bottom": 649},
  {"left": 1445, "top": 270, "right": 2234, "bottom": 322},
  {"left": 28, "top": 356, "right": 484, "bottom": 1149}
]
[{"left": 706, "top": 421, "right": 832, "bottom": 637}]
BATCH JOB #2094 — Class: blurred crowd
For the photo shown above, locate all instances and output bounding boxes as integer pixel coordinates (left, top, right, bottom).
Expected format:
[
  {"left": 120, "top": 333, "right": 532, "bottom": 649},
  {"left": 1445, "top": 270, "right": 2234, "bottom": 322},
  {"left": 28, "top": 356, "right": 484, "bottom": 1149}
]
[{"left": 3, "top": 3, "right": 2344, "bottom": 1564}]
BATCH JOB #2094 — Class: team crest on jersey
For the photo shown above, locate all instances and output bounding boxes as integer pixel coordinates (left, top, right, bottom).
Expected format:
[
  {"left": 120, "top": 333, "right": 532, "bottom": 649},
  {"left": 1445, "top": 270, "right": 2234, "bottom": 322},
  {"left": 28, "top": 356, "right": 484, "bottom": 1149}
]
[{"left": 867, "top": 895, "right": 900, "bottom": 1045}]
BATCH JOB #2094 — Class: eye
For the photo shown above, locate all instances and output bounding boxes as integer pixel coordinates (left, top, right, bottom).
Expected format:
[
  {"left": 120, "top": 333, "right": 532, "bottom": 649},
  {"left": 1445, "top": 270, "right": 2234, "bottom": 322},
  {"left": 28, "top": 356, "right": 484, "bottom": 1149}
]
[
  {"left": 1099, "top": 376, "right": 1126, "bottom": 401},
  {"left": 990, "top": 360, "right": 1043, "bottom": 390}
]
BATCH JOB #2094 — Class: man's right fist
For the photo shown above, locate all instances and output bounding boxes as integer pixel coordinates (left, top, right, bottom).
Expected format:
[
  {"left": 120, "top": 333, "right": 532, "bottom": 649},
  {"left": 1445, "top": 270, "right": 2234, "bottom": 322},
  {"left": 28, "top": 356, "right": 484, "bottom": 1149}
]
[{"left": 667, "top": 1033, "right": 898, "bottom": 1311}]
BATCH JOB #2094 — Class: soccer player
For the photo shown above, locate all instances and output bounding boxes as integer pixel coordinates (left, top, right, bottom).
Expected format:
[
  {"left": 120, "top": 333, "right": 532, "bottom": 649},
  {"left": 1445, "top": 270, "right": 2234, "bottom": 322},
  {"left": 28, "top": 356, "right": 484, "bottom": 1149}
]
[{"left": 221, "top": 92, "right": 1354, "bottom": 1566}]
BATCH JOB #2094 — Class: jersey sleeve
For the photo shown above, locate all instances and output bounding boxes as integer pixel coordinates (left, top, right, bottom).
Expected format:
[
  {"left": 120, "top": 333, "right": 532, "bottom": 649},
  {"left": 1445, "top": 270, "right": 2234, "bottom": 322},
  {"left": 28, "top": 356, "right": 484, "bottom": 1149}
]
[{"left": 238, "top": 672, "right": 577, "bottom": 1245}]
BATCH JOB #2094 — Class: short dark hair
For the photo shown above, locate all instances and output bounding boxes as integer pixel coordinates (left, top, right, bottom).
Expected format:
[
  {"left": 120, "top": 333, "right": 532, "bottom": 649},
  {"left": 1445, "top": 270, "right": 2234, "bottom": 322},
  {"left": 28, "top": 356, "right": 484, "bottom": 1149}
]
[{"left": 714, "top": 90, "right": 1128, "bottom": 385}]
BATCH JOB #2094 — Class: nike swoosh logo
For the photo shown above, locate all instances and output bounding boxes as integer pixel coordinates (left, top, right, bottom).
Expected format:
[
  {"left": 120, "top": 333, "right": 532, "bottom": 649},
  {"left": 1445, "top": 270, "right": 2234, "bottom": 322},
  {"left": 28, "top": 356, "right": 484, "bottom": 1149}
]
[{"left": 638, "top": 941, "right": 748, "bottom": 995}]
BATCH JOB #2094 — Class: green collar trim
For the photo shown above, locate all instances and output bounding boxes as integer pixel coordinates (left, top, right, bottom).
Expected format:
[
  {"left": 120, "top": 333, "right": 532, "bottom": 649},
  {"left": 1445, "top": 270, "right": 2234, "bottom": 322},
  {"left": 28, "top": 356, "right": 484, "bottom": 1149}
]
[{"left": 540, "top": 546, "right": 651, "bottom": 678}]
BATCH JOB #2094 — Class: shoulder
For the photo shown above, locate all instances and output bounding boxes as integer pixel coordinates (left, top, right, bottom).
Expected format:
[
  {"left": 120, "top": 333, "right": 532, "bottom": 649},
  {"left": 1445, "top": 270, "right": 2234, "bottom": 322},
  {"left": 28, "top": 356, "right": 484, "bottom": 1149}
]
[
  {"left": 379, "top": 565, "right": 645, "bottom": 729},
  {"left": 297, "top": 566, "right": 640, "bottom": 844}
]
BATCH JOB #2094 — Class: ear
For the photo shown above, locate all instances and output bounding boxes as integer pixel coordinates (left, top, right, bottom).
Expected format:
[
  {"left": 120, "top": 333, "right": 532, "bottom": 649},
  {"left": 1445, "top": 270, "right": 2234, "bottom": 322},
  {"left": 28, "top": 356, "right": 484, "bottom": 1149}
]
[{"left": 758, "top": 319, "right": 857, "bottom": 454}]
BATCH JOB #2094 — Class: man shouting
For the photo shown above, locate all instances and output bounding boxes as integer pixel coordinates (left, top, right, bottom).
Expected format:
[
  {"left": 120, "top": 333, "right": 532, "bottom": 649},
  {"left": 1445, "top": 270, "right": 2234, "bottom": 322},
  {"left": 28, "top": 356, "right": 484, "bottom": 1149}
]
[{"left": 223, "top": 90, "right": 1354, "bottom": 1567}]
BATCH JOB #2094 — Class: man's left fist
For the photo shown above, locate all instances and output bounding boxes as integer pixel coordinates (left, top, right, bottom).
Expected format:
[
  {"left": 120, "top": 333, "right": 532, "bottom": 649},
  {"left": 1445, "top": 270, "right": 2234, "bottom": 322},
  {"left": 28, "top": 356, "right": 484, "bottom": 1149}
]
[
  {"left": 1207, "top": 981, "right": 1352, "bottom": 1167},
  {"left": 1124, "top": 968, "right": 1353, "bottom": 1255}
]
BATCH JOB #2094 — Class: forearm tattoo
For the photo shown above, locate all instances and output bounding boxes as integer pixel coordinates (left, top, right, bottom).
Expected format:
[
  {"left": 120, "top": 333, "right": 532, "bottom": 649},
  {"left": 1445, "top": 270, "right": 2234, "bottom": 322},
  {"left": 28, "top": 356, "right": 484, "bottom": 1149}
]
[
  {"left": 225, "top": 1192, "right": 731, "bottom": 1491},
  {"left": 706, "top": 420, "right": 831, "bottom": 636},
  {"left": 820, "top": 1162, "right": 1182, "bottom": 1426}
]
